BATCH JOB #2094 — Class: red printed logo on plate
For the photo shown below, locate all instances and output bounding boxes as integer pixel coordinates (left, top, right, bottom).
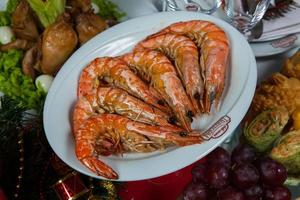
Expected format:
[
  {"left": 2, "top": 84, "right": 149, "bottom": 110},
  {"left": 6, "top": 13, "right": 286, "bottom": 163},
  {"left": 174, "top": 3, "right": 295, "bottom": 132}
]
[
  {"left": 271, "top": 35, "right": 297, "bottom": 48},
  {"left": 202, "top": 115, "right": 231, "bottom": 140}
]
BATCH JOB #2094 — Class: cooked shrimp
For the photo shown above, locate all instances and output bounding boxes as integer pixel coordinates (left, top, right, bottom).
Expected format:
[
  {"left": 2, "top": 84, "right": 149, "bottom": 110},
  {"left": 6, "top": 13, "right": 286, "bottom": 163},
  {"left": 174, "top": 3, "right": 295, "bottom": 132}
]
[
  {"left": 75, "top": 114, "right": 203, "bottom": 179},
  {"left": 93, "top": 86, "right": 172, "bottom": 126},
  {"left": 135, "top": 33, "right": 203, "bottom": 115},
  {"left": 150, "top": 20, "right": 230, "bottom": 113},
  {"left": 122, "top": 50, "right": 194, "bottom": 131},
  {"left": 73, "top": 96, "right": 104, "bottom": 133},
  {"left": 78, "top": 57, "right": 169, "bottom": 112}
]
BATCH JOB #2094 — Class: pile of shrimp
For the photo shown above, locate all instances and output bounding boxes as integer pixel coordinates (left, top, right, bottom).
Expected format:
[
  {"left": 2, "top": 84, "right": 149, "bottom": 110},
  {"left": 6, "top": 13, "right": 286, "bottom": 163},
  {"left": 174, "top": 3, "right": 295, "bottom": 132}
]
[{"left": 72, "top": 20, "right": 230, "bottom": 179}]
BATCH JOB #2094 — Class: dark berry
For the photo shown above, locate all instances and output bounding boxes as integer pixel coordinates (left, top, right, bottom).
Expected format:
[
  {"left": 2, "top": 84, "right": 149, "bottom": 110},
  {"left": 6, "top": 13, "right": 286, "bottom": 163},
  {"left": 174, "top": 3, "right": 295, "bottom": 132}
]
[
  {"left": 207, "top": 147, "right": 231, "bottom": 169},
  {"left": 183, "top": 182, "right": 208, "bottom": 200},
  {"left": 244, "top": 184, "right": 263, "bottom": 199},
  {"left": 264, "top": 186, "right": 291, "bottom": 200},
  {"left": 232, "top": 164, "right": 259, "bottom": 189},
  {"left": 231, "top": 144, "right": 257, "bottom": 165},
  {"left": 192, "top": 164, "right": 207, "bottom": 183},
  {"left": 205, "top": 163, "right": 229, "bottom": 189},
  {"left": 259, "top": 157, "right": 287, "bottom": 187},
  {"left": 217, "top": 186, "right": 246, "bottom": 200}
]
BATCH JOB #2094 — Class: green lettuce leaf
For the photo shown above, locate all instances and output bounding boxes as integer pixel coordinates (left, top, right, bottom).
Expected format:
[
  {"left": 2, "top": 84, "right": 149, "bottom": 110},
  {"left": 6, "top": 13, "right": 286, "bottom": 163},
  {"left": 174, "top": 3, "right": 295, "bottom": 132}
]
[
  {"left": 0, "top": 50, "right": 45, "bottom": 110},
  {"left": 92, "top": 0, "right": 125, "bottom": 21},
  {"left": 6, "top": 0, "right": 20, "bottom": 14},
  {"left": 0, "top": 11, "right": 10, "bottom": 26},
  {"left": 27, "top": 0, "right": 65, "bottom": 27},
  {"left": 0, "top": 0, "right": 20, "bottom": 26}
]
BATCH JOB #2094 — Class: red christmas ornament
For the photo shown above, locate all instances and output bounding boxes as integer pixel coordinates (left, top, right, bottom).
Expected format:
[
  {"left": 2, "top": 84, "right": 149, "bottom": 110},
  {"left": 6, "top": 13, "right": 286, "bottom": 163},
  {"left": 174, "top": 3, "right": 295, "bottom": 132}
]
[{"left": 52, "top": 172, "right": 89, "bottom": 200}]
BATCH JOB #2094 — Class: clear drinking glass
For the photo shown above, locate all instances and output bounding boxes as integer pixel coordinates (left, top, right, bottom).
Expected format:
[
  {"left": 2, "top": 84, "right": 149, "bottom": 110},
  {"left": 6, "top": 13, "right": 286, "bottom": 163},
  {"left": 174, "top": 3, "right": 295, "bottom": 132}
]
[
  {"left": 159, "top": 0, "right": 222, "bottom": 14},
  {"left": 223, "top": 0, "right": 270, "bottom": 37}
]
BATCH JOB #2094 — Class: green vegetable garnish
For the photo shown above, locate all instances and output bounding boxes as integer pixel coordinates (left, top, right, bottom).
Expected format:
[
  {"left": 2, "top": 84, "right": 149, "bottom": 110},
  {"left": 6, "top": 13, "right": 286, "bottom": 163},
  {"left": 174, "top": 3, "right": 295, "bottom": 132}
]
[
  {"left": 6, "top": 0, "right": 20, "bottom": 14},
  {"left": 0, "top": 50, "right": 45, "bottom": 110},
  {"left": 27, "top": 0, "right": 66, "bottom": 27},
  {"left": 92, "top": 0, "right": 125, "bottom": 21},
  {"left": 0, "top": 0, "right": 20, "bottom": 26},
  {"left": 285, "top": 174, "right": 300, "bottom": 186},
  {"left": 0, "top": 11, "right": 10, "bottom": 26}
]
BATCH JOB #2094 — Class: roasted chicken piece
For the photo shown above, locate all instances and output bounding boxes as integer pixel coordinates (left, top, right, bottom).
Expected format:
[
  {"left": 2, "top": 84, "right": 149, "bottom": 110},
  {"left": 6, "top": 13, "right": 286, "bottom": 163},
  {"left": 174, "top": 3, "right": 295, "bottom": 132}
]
[
  {"left": 12, "top": 0, "right": 39, "bottom": 41},
  {"left": 22, "top": 43, "right": 41, "bottom": 78},
  {"left": 39, "top": 13, "right": 78, "bottom": 75},
  {"left": 75, "top": 11, "right": 107, "bottom": 45},
  {"left": 282, "top": 49, "right": 300, "bottom": 79},
  {"left": 251, "top": 73, "right": 300, "bottom": 115}
]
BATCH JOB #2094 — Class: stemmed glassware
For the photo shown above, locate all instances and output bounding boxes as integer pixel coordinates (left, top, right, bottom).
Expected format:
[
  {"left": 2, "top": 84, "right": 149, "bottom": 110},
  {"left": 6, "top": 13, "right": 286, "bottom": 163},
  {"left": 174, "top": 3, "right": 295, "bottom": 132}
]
[
  {"left": 160, "top": 0, "right": 222, "bottom": 14},
  {"left": 157, "top": 0, "right": 271, "bottom": 40},
  {"left": 222, "top": 0, "right": 271, "bottom": 39}
]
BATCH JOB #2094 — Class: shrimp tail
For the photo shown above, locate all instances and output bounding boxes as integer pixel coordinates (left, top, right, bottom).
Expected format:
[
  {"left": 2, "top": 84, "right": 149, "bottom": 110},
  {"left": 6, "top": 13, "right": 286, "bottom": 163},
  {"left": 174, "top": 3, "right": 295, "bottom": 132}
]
[{"left": 81, "top": 157, "right": 118, "bottom": 179}]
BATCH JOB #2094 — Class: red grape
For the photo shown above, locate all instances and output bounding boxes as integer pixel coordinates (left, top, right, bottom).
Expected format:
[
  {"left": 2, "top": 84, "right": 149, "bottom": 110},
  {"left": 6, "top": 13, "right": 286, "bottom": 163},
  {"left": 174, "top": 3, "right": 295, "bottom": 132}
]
[
  {"left": 243, "top": 184, "right": 263, "bottom": 199},
  {"left": 259, "top": 157, "right": 287, "bottom": 187},
  {"left": 192, "top": 164, "right": 207, "bottom": 184},
  {"left": 207, "top": 188, "right": 218, "bottom": 200},
  {"left": 205, "top": 163, "right": 229, "bottom": 189},
  {"left": 217, "top": 186, "right": 246, "bottom": 200},
  {"left": 231, "top": 164, "right": 259, "bottom": 189},
  {"left": 182, "top": 182, "right": 208, "bottom": 200},
  {"left": 207, "top": 147, "right": 231, "bottom": 169},
  {"left": 231, "top": 144, "right": 257, "bottom": 165},
  {"left": 264, "top": 186, "right": 291, "bottom": 200}
]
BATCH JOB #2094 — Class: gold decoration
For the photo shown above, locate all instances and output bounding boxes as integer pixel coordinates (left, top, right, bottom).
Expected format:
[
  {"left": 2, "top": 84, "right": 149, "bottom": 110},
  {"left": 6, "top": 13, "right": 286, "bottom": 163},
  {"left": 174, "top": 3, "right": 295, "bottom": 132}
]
[
  {"left": 100, "top": 180, "right": 117, "bottom": 200},
  {"left": 14, "top": 132, "right": 24, "bottom": 198},
  {"left": 88, "top": 179, "right": 117, "bottom": 200}
]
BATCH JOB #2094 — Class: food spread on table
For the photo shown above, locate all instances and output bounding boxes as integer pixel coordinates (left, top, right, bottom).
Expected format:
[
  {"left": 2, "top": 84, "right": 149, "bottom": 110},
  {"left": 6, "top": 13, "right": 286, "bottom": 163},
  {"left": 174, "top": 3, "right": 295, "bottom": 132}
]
[
  {"left": 181, "top": 146, "right": 292, "bottom": 200},
  {"left": 0, "top": 0, "right": 124, "bottom": 110},
  {"left": 244, "top": 50, "right": 300, "bottom": 186},
  {"left": 73, "top": 19, "right": 230, "bottom": 179},
  {"left": 179, "top": 49, "right": 300, "bottom": 200},
  {"left": 0, "top": 0, "right": 299, "bottom": 198}
]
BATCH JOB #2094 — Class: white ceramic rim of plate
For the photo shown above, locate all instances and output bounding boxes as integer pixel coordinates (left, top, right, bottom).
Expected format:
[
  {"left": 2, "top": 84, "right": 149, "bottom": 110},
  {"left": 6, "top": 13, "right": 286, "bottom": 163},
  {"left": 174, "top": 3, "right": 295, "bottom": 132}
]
[
  {"left": 250, "top": 33, "right": 300, "bottom": 57},
  {"left": 43, "top": 11, "right": 257, "bottom": 181}
]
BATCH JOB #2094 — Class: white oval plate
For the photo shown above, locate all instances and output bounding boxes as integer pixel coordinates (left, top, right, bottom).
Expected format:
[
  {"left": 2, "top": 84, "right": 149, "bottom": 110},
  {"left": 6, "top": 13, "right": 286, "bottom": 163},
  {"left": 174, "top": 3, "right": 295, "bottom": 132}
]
[
  {"left": 43, "top": 11, "right": 257, "bottom": 181},
  {"left": 250, "top": 33, "right": 300, "bottom": 57}
]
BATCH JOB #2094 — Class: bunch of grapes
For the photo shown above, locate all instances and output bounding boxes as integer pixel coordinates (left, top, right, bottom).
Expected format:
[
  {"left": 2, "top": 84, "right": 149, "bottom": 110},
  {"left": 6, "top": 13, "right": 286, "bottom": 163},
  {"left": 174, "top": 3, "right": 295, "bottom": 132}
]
[{"left": 182, "top": 145, "right": 291, "bottom": 200}]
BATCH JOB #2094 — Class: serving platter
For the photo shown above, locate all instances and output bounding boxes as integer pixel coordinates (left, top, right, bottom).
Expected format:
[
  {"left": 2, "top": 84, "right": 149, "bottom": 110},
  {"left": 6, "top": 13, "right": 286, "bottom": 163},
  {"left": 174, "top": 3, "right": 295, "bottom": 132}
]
[
  {"left": 43, "top": 11, "right": 257, "bottom": 181},
  {"left": 250, "top": 33, "right": 300, "bottom": 57}
]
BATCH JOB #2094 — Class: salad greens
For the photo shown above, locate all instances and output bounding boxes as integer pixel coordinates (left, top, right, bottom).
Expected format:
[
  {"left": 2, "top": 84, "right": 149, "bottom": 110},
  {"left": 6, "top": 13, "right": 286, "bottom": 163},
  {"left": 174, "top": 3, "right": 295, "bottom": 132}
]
[
  {"left": 0, "top": 0, "right": 20, "bottom": 26},
  {"left": 0, "top": 0, "right": 19, "bottom": 26},
  {"left": 27, "top": 0, "right": 66, "bottom": 27},
  {"left": 92, "top": 0, "right": 125, "bottom": 21},
  {"left": 0, "top": 11, "right": 10, "bottom": 26},
  {"left": 0, "top": 50, "right": 45, "bottom": 110},
  {"left": 6, "top": 0, "right": 20, "bottom": 14}
]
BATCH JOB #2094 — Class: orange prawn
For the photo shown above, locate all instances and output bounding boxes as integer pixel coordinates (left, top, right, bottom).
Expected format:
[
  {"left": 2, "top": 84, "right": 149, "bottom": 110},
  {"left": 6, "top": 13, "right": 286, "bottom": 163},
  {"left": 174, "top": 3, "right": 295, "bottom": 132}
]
[
  {"left": 93, "top": 86, "right": 172, "bottom": 126},
  {"left": 77, "top": 57, "right": 169, "bottom": 112},
  {"left": 135, "top": 33, "right": 203, "bottom": 115},
  {"left": 122, "top": 50, "right": 194, "bottom": 131},
  {"left": 75, "top": 114, "right": 203, "bottom": 179},
  {"left": 150, "top": 20, "right": 230, "bottom": 113}
]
